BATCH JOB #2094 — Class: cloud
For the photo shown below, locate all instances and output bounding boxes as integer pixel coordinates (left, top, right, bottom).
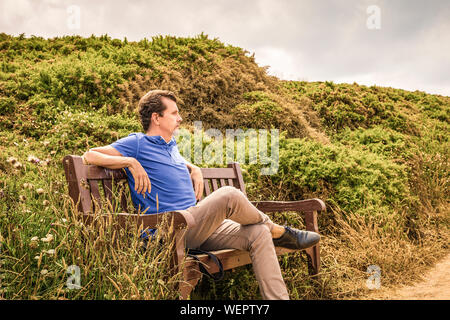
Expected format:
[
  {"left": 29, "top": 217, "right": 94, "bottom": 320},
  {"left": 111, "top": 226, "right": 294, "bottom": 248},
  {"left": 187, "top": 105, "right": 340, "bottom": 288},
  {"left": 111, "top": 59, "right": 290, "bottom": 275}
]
[{"left": 0, "top": 0, "right": 448, "bottom": 95}]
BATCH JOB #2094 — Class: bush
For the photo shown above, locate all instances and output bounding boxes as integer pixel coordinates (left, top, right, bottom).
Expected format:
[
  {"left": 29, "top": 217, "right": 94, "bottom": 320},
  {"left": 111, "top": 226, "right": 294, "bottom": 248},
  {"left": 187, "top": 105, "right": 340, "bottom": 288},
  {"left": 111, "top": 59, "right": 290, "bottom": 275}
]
[
  {"left": 245, "top": 137, "right": 411, "bottom": 229},
  {"left": 0, "top": 96, "right": 16, "bottom": 115}
]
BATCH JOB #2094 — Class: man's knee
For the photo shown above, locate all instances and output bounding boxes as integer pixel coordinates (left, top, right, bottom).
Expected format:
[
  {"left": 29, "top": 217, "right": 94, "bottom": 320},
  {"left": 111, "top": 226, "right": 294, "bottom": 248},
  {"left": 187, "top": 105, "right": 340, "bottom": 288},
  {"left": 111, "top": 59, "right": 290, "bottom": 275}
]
[
  {"left": 217, "top": 185, "right": 246, "bottom": 203},
  {"left": 218, "top": 185, "right": 242, "bottom": 195}
]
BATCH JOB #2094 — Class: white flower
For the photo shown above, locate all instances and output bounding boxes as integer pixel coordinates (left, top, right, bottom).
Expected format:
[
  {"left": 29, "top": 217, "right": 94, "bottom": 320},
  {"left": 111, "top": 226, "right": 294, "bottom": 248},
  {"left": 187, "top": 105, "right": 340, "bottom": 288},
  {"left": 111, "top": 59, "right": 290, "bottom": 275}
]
[
  {"left": 27, "top": 155, "right": 40, "bottom": 163},
  {"left": 46, "top": 249, "right": 55, "bottom": 255},
  {"left": 13, "top": 162, "right": 23, "bottom": 169},
  {"left": 36, "top": 188, "right": 45, "bottom": 195},
  {"left": 31, "top": 236, "right": 39, "bottom": 242},
  {"left": 41, "top": 234, "right": 54, "bottom": 243},
  {"left": 40, "top": 269, "right": 48, "bottom": 275},
  {"left": 6, "top": 157, "right": 17, "bottom": 164}
]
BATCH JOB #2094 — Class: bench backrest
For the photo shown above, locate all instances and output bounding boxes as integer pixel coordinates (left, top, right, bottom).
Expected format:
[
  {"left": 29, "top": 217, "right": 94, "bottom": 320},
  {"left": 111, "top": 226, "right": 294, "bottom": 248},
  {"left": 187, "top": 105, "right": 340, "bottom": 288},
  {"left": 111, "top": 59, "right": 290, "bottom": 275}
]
[{"left": 63, "top": 155, "right": 246, "bottom": 214}]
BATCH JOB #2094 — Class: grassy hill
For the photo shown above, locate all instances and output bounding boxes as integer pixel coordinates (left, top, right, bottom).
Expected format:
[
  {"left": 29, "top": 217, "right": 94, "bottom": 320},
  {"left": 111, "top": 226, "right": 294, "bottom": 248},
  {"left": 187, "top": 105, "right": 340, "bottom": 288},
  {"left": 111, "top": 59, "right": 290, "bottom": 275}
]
[{"left": 0, "top": 33, "right": 448, "bottom": 299}]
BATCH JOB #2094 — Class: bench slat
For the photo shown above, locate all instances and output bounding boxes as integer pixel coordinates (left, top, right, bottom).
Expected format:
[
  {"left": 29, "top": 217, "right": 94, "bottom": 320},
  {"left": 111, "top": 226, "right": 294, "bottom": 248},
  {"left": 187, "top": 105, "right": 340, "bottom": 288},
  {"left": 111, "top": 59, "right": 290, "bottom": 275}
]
[
  {"left": 201, "top": 168, "right": 237, "bottom": 179},
  {"left": 203, "top": 179, "right": 211, "bottom": 197},
  {"left": 119, "top": 185, "right": 130, "bottom": 213},
  {"left": 87, "top": 166, "right": 128, "bottom": 180},
  {"left": 184, "top": 247, "right": 297, "bottom": 280},
  {"left": 89, "top": 179, "right": 102, "bottom": 211},
  {"left": 211, "top": 179, "right": 219, "bottom": 191},
  {"left": 102, "top": 179, "right": 116, "bottom": 212},
  {"left": 251, "top": 199, "right": 326, "bottom": 213}
]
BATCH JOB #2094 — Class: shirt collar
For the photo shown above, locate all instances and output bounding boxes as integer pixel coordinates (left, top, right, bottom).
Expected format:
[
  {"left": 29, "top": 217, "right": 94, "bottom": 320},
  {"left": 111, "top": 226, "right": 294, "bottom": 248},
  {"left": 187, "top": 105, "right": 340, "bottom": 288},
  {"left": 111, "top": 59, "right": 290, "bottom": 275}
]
[{"left": 145, "top": 135, "right": 176, "bottom": 146}]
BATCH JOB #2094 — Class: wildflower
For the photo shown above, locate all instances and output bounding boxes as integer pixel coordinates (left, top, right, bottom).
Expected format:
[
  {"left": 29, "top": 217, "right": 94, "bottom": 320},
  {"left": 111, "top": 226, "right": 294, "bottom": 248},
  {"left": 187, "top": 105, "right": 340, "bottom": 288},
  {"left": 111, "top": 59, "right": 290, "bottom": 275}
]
[
  {"left": 46, "top": 249, "right": 55, "bottom": 255},
  {"left": 40, "top": 269, "right": 48, "bottom": 275},
  {"left": 13, "top": 162, "right": 23, "bottom": 169},
  {"left": 19, "top": 195, "right": 26, "bottom": 202},
  {"left": 6, "top": 157, "right": 17, "bottom": 164},
  {"left": 30, "top": 236, "right": 39, "bottom": 249},
  {"left": 23, "top": 183, "right": 34, "bottom": 189},
  {"left": 43, "top": 200, "right": 50, "bottom": 206},
  {"left": 36, "top": 188, "right": 45, "bottom": 195},
  {"left": 27, "top": 155, "right": 40, "bottom": 164},
  {"left": 34, "top": 255, "right": 40, "bottom": 260},
  {"left": 41, "top": 234, "right": 54, "bottom": 243},
  {"left": 42, "top": 140, "right": 50, "bottom": 147}
]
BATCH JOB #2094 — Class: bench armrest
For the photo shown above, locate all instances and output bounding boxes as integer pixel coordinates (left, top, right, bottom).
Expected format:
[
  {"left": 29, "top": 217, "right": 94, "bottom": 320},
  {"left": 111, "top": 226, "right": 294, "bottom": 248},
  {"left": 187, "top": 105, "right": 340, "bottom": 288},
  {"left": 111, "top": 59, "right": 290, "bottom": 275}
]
[
  {"left": 82, "top": 210, "right": 196, "bottom": 230},
  {"left": 251, "top": 198, "right": 326, "bottom": 214}
]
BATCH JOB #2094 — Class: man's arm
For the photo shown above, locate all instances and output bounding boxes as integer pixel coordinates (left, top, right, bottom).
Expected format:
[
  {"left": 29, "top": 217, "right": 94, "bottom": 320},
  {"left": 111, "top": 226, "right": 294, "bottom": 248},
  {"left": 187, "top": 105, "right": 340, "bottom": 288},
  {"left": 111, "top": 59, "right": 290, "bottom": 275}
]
[
  {"left": 183, "top": 158, "right": 204, "bottom": 201},
  {"left": 82, "top": 146, "right": 133, "bottom": 168},
  {"left": 82, "top": 146, "right": 151, "bottom": 196}
]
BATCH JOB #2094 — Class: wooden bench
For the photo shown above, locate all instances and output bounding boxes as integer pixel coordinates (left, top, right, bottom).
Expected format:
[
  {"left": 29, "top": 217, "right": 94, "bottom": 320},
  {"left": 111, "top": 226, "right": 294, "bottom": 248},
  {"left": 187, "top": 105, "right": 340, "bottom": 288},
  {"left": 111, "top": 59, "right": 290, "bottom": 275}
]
[{"left": 63, "top": 155, "right": 325, "bottom": 299}]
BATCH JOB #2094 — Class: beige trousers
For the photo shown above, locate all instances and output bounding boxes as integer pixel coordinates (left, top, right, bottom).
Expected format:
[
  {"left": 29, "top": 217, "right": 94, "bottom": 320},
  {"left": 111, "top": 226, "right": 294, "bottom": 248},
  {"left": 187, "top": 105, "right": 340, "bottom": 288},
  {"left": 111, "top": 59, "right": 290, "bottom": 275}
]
[{"left": 184, "top": 186, "right": 290, "bottom": 300}]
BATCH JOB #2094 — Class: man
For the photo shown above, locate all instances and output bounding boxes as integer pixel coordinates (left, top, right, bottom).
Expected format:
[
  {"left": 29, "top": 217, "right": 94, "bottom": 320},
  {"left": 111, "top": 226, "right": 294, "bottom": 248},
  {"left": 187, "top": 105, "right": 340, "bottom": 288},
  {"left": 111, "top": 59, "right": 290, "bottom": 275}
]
[{"left": 82, "top": 89, "right": 320, "bottom": 300}]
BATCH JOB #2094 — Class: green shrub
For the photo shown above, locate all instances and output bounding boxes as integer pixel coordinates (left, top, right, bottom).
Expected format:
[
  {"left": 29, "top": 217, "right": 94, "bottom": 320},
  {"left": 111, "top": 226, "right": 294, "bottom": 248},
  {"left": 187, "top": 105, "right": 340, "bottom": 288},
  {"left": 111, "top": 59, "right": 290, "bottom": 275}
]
[
  {"left": 0, "top": 96, "right": 16, "bottom": 115},
  {"left": 245, "top": 137, "right": 411, "bottom": 229},
  {"left": 334, "top": 126, "right": 418, "bottom": 161}
]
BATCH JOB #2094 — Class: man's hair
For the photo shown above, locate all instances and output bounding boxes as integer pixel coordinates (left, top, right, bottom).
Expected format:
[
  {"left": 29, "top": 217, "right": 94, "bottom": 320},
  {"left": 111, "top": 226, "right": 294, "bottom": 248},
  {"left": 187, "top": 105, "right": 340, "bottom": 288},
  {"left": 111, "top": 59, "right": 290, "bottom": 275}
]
[{"left": 138, "top": 90, "right": 177, "bottom": 132}]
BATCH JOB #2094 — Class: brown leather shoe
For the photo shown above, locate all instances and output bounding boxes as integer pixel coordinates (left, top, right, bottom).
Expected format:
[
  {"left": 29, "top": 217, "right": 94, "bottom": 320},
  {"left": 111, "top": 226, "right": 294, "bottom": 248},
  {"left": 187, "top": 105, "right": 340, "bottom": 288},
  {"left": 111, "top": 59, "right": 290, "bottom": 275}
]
[{"left": 273, "top": 226, "right": 320, "bottom": 250}]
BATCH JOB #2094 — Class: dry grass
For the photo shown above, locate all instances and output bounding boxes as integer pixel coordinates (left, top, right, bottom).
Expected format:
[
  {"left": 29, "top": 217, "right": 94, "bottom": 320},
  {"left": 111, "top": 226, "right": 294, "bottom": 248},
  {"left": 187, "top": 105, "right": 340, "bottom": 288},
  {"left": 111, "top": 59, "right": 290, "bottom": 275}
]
[{"left": 314, "top": 202, "right": 449, "bottom": 299}]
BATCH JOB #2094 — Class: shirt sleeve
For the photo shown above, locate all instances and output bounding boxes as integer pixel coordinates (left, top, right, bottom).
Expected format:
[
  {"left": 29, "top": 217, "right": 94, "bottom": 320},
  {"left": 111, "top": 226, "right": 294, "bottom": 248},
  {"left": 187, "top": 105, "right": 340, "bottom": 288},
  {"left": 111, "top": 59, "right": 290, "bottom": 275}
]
[{"left": 110, "top": 133, "right": 139, "bottom": 158}]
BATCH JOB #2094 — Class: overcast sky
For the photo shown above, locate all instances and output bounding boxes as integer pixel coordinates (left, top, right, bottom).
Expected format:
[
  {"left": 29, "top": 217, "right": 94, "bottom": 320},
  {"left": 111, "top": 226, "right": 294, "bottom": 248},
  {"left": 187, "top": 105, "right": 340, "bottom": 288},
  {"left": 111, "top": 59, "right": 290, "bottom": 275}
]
[{"left": 1, "top": 0, "right": 449, "bottom": 96}]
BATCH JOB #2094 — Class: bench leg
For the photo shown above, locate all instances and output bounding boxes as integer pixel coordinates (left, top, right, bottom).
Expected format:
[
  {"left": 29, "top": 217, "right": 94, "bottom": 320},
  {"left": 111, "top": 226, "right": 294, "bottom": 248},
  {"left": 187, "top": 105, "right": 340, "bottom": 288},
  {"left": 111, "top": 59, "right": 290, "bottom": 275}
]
[
  {"left": 179, "top": 273, "right": 201, "bottom": 300},
  {"left": 305, "top": 244, "right": 320, "bottom": 275},
  {"left": 172, "top": 229, "right": 204, "bottom": 299},
  {"left": 305, "top": 211, "right": 320, "bottom": 275}
]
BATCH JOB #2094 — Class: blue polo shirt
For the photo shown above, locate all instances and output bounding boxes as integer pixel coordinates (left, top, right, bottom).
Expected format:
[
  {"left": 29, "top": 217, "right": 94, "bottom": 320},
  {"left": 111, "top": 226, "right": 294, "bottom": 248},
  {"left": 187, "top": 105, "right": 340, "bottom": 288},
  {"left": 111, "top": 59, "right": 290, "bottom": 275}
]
[{"left": 110, "top": 133, "right": 196, "bottom": 217}]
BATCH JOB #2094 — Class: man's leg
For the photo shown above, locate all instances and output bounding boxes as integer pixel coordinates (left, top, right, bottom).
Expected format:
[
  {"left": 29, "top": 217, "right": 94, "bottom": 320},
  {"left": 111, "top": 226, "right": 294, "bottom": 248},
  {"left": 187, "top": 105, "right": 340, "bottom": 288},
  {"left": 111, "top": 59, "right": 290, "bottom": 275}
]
[
  {"left": 184, "top": 186, "right": 289, "bottom": 300},
  {"left": 198, "top": 219, "right": 290, "bottom": 300},
  {"left": 185, "top": 186, "right": 276, "bottom": 250}
]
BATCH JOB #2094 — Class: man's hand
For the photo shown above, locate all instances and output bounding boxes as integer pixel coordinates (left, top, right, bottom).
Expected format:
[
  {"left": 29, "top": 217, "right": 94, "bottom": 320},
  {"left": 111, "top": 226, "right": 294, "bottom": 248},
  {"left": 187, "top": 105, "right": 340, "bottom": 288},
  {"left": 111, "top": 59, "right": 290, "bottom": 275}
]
[
  {"left": 127, "top": 158, "right": 151, "bottom": 197},
  {"left": 189, "top": 165, "right": 204, "bottom": 201}
]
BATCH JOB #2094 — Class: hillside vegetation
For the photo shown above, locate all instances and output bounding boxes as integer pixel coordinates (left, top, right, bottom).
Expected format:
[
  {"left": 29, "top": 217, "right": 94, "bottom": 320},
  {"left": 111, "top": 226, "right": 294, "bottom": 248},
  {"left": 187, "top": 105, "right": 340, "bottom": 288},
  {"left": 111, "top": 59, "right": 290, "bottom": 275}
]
[{"left": 0, "top": 33, "right": 448, "bottom": 299}]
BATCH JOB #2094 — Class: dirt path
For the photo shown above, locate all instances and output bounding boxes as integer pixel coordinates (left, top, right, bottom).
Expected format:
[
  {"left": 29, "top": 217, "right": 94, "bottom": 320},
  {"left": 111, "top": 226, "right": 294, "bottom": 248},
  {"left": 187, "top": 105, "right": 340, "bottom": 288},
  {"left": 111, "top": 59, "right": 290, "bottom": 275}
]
[{"left": 368, "top": 252, "right": 450, "bottom": 300}]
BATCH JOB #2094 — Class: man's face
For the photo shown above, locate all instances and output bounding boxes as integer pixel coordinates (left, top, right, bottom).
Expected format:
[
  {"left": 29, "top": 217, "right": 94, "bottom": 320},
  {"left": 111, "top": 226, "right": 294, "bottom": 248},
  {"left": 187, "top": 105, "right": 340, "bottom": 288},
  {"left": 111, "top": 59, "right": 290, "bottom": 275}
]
[{"left": 157, "top": 96, "right": 183, "bottom": 136}]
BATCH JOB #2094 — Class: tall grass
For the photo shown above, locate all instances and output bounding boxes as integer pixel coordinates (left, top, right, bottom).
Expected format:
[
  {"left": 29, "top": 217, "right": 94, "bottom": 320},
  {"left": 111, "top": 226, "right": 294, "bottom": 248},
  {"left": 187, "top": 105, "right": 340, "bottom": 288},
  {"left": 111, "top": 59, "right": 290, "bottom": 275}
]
[{"left": 0, "top": 163, "right": 184, "bottom": 299}]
